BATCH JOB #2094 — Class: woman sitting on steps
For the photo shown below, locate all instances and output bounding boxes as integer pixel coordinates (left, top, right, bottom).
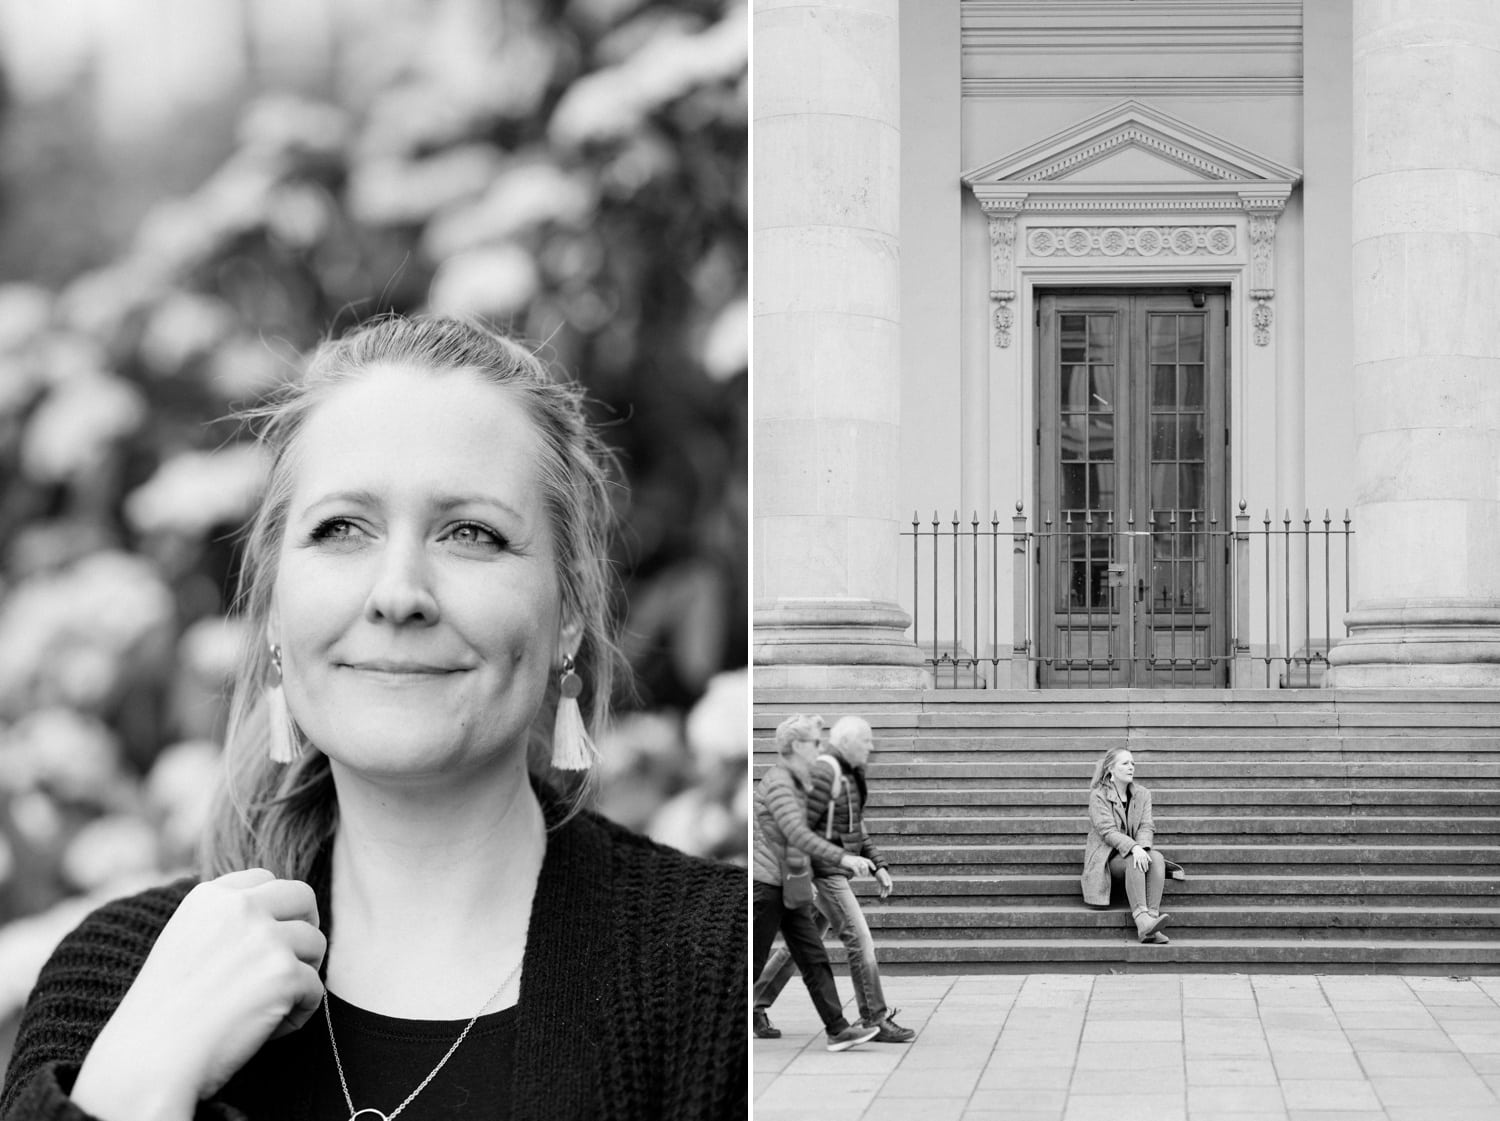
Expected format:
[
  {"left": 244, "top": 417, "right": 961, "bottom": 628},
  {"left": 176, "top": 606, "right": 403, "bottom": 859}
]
[{"left": 1081, "top": 747, "right": 1173, "bottom": 944}]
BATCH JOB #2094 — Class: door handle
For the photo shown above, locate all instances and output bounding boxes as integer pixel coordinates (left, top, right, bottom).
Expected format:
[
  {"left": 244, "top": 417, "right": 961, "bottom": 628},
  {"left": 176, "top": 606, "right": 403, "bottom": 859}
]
[{"left": 1136, "top": 578, "right": 1145, "bottom": 604}]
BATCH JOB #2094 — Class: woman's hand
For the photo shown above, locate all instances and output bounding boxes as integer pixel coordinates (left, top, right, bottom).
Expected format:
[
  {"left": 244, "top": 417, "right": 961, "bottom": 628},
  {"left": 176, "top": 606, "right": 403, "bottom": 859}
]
[
  {"left": 1130, "top": 846, "right": 1151, "bottom": 872},
  {"left": 840, "top": 854, "right": 875, "bottom": 878},
  {"left": 71, "top": 869, "right": 326, "bottom": 1121}
]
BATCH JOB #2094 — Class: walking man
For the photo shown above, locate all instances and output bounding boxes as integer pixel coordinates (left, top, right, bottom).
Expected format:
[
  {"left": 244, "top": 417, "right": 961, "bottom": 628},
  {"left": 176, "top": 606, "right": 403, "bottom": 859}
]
[
  {"left": 751, "top": 714, "right": 881, "bottom": 1052},
  {"left": 753, "top": 715, "right": 916, "bottom": 1043}
]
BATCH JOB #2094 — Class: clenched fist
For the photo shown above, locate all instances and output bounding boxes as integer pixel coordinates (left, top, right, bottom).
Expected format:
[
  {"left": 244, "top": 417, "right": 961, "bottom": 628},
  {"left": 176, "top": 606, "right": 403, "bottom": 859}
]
[{"left": 71, "top": 869, "right": 326, "bottom": 1121}]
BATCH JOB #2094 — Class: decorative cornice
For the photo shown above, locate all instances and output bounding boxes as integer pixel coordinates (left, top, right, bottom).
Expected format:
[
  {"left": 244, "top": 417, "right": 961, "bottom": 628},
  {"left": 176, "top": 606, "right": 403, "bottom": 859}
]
[
  {"left": 964, "top": 77, "right": 1304, "bottom": 99},
  {"left": 962, "top": 100, "right": 1302, "bottom": 189}
]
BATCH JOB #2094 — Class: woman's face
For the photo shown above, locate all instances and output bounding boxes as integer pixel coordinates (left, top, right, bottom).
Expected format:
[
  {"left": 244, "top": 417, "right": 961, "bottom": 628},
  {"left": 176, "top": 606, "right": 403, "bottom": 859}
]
[
  {"left": 272, "top": 364, "right": 575, "bottom": 782},
  {"left": 1111, "top": 751, "right": 1136, "bottom": 785}
]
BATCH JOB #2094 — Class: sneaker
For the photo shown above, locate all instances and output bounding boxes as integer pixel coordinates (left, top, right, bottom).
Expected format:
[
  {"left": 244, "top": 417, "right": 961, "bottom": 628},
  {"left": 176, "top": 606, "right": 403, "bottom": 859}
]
[
  {"left": 1140, "top": 930, "right": 1171, "bottom": 945},
  {"left": 868, "top": 1009, "right": 915, "bottom": 1043},
  {"left": 752, "top": 1010, "right": 781, "bottom": 1039},
  {"left": 826, "top": 1023, "right": 880, "bottom": 1052}
]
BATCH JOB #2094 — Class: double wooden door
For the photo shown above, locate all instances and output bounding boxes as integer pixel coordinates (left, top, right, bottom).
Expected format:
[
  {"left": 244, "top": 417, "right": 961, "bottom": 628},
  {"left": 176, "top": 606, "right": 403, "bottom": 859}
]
[{"left": 1036, "top": 290, "right": 1230, "bottom": 687}]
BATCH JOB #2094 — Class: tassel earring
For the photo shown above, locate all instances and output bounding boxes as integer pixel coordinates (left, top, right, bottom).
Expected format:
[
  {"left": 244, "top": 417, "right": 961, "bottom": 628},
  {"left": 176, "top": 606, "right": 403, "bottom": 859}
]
[
  {"left": 266, "top": 644, "right": 301, "bottom": 765},
  {"left": 551, "top": 653, "right": 594, "bottom": 771}
]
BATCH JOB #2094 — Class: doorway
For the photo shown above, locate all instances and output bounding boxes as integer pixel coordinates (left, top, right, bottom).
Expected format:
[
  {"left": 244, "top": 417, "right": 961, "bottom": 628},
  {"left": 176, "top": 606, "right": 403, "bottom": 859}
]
[{"left": 1035, "top": 289, "right": 1230, "bottom": 687}]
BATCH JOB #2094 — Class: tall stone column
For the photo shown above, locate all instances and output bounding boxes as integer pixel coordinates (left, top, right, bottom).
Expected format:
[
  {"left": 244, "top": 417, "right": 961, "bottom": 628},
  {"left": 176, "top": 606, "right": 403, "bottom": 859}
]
[
  {"left": 752, "top": 0, "right": 928, "bottom": 688},
  {"left": 1328, "top": 1, "right": 1500, "bottom": 686}
]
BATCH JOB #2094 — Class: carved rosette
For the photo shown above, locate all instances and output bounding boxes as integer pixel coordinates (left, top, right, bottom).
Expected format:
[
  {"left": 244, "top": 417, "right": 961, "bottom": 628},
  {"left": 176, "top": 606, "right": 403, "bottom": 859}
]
[
  {"left": 983, "top": 205, "right": 1019, "bottom": 347},
  {"left": 1025, "top": 225, "right": 1236, "bottom": 258}
]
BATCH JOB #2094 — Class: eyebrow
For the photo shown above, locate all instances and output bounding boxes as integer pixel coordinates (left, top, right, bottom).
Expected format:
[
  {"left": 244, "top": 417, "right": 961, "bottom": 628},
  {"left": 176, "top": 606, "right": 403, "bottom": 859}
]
[{"left": 296, "top": 489, "right": 525, "bottom": 521}]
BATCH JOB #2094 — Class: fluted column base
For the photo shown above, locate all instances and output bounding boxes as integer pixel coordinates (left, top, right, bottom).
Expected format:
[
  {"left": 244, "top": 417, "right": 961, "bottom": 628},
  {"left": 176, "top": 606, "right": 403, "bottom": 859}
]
[
  {"left": 753, "top": 599, "right": 932, "bottom": 689},
  {"left": 1326, "top": 603, "right": 1500, "bottom": 687}
]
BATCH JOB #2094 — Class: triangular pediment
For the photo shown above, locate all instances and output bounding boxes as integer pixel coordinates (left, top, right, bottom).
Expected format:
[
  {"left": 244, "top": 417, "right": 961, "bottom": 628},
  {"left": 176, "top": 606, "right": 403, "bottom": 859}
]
[{"left": 963, "top": 100, "right": 1300, "bottom": 201}]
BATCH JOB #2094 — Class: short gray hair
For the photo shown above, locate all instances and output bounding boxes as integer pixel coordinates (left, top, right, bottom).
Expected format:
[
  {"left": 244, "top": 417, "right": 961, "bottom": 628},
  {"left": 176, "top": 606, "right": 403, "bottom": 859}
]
[{"left": 829, "top": 716, "right": 871, "bottom": 749}]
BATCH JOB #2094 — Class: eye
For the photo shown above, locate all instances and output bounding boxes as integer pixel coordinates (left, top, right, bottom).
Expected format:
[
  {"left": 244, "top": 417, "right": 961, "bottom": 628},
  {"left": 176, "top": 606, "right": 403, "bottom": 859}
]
[
  {"left": 446, "top": 521, "right": 508, "bottom": 552},
  {"left": 309, "top": 517, "right": 366, "bottom": 545}
]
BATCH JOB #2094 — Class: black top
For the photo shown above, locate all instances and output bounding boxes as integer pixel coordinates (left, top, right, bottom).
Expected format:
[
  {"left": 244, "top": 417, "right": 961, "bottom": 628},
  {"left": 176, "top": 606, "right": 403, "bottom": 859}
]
[
  {"left": 1, "top": 792, "right": 746, "bottom": 1120},
  {"left": 222, "top": 995, "right": 517, "bottom": 1121}
]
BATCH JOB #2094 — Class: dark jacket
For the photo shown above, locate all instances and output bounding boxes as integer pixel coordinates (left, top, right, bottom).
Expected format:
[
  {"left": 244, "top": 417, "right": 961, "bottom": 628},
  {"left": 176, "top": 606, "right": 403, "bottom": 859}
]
[
  {"left": 1, "top": 795, "right": 746, "bottom": 1121},
  {"left": 803, "top": 752, "right": 888, "bottom": 879}
]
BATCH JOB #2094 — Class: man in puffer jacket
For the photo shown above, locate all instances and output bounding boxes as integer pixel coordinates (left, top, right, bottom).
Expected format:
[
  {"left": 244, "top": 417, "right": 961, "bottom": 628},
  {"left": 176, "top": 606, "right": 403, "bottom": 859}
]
[
  {"left": 751, "top": 714, "right": 880, "bottom": 1052},
  {"left": 753, "top": 716, "right": 916, "bottom": 1043}
]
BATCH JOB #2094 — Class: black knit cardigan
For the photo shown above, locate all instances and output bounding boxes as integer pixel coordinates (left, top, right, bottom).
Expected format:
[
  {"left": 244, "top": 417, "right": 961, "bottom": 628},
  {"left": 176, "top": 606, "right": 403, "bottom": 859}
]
[{"left": 0, "top": 798, "right": 747, "bottom": 1120}]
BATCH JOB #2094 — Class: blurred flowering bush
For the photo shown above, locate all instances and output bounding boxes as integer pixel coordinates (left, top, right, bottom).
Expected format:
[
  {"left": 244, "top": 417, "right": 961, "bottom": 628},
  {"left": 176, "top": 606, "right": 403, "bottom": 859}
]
[{"left": 0, "top": 0, "right": 747, "bottom": 1044}]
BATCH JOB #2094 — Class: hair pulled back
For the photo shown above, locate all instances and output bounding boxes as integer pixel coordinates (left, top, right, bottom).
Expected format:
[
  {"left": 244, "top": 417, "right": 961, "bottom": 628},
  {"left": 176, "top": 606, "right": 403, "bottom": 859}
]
[{"left": 201, "top": 315, "right": 622, "bottom": 879}]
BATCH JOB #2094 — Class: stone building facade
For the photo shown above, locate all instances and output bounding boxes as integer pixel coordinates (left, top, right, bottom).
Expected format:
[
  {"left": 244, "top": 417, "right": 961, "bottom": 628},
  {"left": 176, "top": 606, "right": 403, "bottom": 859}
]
[{"left": 754, "top": 0, "right": 1500, "bottom": 691}]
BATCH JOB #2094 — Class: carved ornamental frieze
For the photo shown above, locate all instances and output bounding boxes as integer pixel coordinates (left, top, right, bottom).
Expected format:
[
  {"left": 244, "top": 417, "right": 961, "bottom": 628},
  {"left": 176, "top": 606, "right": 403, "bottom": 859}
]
[{"left": 962, "top": 101, "right": 1301, "bottom": 349}]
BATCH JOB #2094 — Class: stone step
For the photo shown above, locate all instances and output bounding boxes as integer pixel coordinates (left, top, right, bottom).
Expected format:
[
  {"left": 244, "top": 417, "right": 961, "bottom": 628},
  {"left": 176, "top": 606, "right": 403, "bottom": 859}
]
[
  {"left": 862, "top": 873, "right": 1500, "bottom": 908},
  {"left": 859, "top": 905, "right": 1500, "bottom": 941},
  {"left": 868, "top": 787, "right": 1500, "bottom": 814},
  {"left": 865, "top": 816, "right": 1500, "bottom": 844},
  {"left": 823, "top": 938, "right": 1500, "bottom": 974},
  {"left": 877, "top": 843, "right": 1500, "bottom": 876}
]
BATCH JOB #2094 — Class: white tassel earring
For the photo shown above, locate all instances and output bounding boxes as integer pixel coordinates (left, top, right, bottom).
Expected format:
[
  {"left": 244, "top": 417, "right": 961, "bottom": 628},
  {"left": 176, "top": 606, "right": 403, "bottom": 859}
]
[
  {"left": 266, "top": 643, "right": 301, "bottom": 765},
  {"left": 551, "top": 653, "right": 594, "bottom": 771}
]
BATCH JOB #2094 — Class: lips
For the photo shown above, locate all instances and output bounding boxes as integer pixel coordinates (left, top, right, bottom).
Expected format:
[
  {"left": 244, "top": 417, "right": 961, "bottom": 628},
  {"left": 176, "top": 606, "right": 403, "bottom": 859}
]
[{"left": 343, "top": 661, "right": 469, "bottom": 674}]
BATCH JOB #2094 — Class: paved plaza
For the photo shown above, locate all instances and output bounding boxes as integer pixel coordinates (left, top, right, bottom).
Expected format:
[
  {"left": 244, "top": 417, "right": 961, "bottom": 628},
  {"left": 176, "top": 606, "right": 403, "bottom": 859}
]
[{"left": 752, "top": 973, "right": 1500, "bottom": 1121}]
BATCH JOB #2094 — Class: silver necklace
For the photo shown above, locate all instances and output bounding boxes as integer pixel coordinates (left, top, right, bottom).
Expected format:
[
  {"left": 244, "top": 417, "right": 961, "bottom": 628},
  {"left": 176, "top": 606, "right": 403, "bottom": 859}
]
[{"left": 323, "top": 960, "right": 522, "bottom": 1121}]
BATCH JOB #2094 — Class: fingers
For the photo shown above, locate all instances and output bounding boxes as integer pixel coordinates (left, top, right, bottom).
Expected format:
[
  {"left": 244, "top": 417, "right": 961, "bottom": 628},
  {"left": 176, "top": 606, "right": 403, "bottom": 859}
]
[
  {"left": 213, "top": 868, "right": 277, "bottom": 889},
  {"left": 273, "top": 963, "right": 328, "bottom": 1039},
  {"left": 282, "top": 920, "right": 329, "bottom": 971},
  {"left": 246, "top": 877, "right": 320, "bottom": 926}
]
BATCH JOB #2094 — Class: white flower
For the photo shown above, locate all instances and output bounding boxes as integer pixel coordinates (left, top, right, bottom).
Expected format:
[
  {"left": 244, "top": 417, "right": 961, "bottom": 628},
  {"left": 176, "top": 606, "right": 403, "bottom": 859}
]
[
  {"left": 146, "top": 740, "right": 222, "bottom": 858},
  {"left": 700, "top": 297, "right": 747, "bottom": 381},
  {"left": 139, "top": 292, "right": 237, "bottom": 378},
  {"left": 427, "top": 246, "right": 540, "bottom": 319},
  {"left": 178, "top": 616, "right": 250, "bottom": 685},
  {"left": 62, "top": 814, "right": 161, "bottom": 891},
  {"left": 266, "top": 182, "right": 335, "bottom": 250},
  {"left": 58, "top": 263, "right": 166, "bottom": 342},
  {"left": 0, "top": 708, "right": 122, "bottom": 800},
  {"left": 647, "top": 788, "right": 734, "bottom": 858},
  {"left": 0, "top": 552, "right": 175, "bottom": 715},
  {"left": 205, "top": 337, "right": 295, "bottom": 403},
  {"left": 422, "top": 162, "right": 597, "bottom": 259},
  {"left": 549, "top": 6, "right": 747, "bottom": 147},
  {"left": 21, "top": 374, "right": 147, "bottom": 484},
  {"left": 237, "top": 94, "right": 350, "bottom": 163},
  {"left": 124, "top": 444, "right": 269, "bottom": 539},
  {"left": 0, "top": 285, "right": 54, "bottom": 353},
  {"left": 348, "top": 145, "right": 504, "bottom": 228},
  {"left": 685, "top": 669, "right": 748, "bottom": 766}
]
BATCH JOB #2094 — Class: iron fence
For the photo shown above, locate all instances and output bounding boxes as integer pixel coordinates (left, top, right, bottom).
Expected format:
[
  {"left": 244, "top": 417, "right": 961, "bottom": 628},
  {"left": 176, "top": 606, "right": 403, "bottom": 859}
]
[{"left": 904, "top": 504, "right": 1353, "bottom": 689}]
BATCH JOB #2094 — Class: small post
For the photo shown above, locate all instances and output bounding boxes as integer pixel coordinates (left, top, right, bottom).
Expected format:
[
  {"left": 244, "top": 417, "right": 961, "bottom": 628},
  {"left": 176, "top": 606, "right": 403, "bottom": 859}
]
[
  {"left": 1232, "top": 499, "right": 1254, "bottom": 687},
  {"left": 1011, "top": 502, "right": 1031, "bottom": 688}
]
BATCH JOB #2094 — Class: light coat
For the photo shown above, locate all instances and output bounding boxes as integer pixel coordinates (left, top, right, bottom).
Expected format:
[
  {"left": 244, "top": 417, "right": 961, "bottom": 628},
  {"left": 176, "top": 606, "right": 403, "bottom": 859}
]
[
  {"left": 1080, "top": 781, "right": 1157, "bottom": 906},
  {"left": 751, "top": 755, "right": 851, "bottom": 886}
]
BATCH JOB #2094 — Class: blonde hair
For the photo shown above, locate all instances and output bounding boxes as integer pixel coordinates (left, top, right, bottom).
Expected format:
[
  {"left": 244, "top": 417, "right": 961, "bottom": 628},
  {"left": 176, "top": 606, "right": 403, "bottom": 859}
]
[
  {"left": 201, "top": 315, "right": 622, "bottom": 879},
  {"left": 774, "top": 714, "right": 822, "bottom": 757},
  {"left": 1090, "top": 747, "right": 1133, "bottom": 789}
]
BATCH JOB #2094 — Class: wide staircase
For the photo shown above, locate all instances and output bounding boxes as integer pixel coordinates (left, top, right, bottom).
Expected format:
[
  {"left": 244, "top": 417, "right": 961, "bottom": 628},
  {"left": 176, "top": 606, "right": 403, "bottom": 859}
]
[{"left": 752, "top": 689, "right": 1500, "bottom": 974}]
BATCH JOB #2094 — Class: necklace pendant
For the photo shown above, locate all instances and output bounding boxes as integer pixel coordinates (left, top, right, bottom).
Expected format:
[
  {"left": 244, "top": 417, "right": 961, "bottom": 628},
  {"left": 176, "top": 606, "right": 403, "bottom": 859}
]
[{"left": 348, "top": 1110, "right": 390, "bottom": 1121}]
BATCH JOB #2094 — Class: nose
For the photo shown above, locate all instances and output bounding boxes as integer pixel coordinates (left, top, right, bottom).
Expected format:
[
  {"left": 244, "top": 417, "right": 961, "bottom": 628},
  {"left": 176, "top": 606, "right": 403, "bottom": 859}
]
[{"left": 363, "top": 535, "right": 439, "bottom": 626}]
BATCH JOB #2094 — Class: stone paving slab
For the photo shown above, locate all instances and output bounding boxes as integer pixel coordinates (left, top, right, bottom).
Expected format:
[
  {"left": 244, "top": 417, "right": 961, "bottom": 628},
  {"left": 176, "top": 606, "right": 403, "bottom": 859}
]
[{"left": 752, "top": 974, "right": 1500, "bottom": 1120}]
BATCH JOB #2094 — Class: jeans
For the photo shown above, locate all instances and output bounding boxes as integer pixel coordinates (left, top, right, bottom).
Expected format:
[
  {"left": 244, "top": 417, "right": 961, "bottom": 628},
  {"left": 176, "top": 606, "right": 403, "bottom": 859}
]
[
  {"left": 753, "top": 874, "right": 887, "bottom": 1025},
  {"left": 752, "top": 881, "right": 851, "bottom": 1035},
  {"left": 1108, "top": 849, "right": 1165, "bottom": 914}
]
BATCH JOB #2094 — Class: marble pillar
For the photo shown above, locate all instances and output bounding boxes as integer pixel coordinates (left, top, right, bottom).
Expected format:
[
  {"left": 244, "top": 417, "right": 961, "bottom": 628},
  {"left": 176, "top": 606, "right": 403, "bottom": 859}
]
[
  {"left": 752, "top": 0, "right": 928, "bottom": 688},
  {"left": 1328, "top": 0, "right": 1500, "bottom": 685}
]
